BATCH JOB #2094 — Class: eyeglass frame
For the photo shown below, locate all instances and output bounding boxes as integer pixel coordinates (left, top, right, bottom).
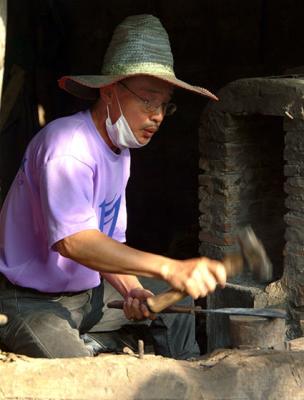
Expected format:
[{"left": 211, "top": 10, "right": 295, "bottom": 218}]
[{"left": 118, "top": 81, "right": 177, "bottom": 116}]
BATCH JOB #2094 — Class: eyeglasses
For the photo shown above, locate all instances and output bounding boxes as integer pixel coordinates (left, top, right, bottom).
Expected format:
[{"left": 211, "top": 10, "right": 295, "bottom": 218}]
[{"left": 118, "top": 82, "right": 177, "bottom": 116}]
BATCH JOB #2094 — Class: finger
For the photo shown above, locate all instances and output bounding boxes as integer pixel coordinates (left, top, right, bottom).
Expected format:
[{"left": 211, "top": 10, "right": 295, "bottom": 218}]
[
  {"left": 185, "top": 277, "right": 208, "bottom": 299},
  {"left": 198, "top": 259, "right": 226, "bottom": 287},
  {"left": 126, "top": 296, "right": 140, "bottom": 319},
  {"left": 140, "top": 303, "right": 150, "bottom": 318},
  {"left": 140, "top": 303, "right": 157, "bottom": 320},
  {"left": 131, "top": 298, "right": 143, "bottom": 320},
  {"left": 209, "top": 262, "right": 227, "bottom": 287},
  {"left": 123, "top": 298, "right": 133, "bottom": 320},
  {"left": 129, "top": 288, "right": 154, "bottom": 301},
  {"left": 192, "top": 267, "right": 217, "bottom": 294}
]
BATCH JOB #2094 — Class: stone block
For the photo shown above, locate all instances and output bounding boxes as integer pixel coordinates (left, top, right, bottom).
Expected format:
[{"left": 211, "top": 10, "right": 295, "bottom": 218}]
[
  {"left": 199, "top": 242, "right": 237, "bottom": 260},
  {"left": 285, "top": 240, "right": 304, "bottom": 255},
  {"left": 200, "top": 111, "right": 267, "bottom": 143},
  {"left": 198, "top": 213, "right": 213, "bottom": 229},
  {"left": 199, "top": 153, "right": 260, "bottom": 174},
  {"left": 214, "top": 78, "right": 304, "bottom": 118},
  {"left": 229, "top": 315, "right": 286, "bottom": 350},
  {"left": 284, "top": 119, "right": 304, "bottom": 132},
  {"left": 209, "top": 210, "right": 244, "bottom": 228},
  {"left": 284, "top": 181, "right": 304, "bottom": 195},
  {"left": 284, "top": 146, "right": 304, "bottom": 161},
  {"left": 199, "top": 211, "right": 237, "bottom": 232},
  {"left": 284, "top": 165, "right": 304, "bottom": 177},
  {"left": 199, "top": 230, "right": 236, "bottom": 246},
  {"left": 284, "top": 252, "right": 304, "bottom": 274},
  {"left": 285, "top": 212, "right": 304, "bottom": 227},
  {"left": 284, "top": 165, "right": 297, "bottom": 177},
  {"left": 198, "top": 174, "right": 214, "bottom": 194},
  {"left": 285, "top": 226, "right": 304, "bottom": 246},
  {"left": 285, "top": 336, "right": 304, "bottom": 351},
  {"left": 285, "top": 130, "right": 304, "bottom": 144},
  {"left": 198, "top": 189, "right": 240, "bottom": 207},
  {"left": 285, "top": 197, "right": 304, "bottom": 213},
  {"left": 199, "top": 173, "right": 245, "bottom": 198},
  {"left": 286, "top": 176, "right": 304, "bottom": 187},
  {"left": 207, "top": 282, "right": 269, "bottom": 351},
  {"left": 200, "top": 142, "right": 257, "bottom": 160}
]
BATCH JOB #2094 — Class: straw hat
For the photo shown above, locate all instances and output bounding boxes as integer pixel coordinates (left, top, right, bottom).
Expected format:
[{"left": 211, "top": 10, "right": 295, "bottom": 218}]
[{"left": 58, "top": 14, "right": 218, "bottom": 101}]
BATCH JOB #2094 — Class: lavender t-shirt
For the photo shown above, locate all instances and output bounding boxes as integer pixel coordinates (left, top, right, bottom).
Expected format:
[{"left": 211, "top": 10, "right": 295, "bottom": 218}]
[{"left": 0, "top": 110, "right": 130, "bottom": 292}]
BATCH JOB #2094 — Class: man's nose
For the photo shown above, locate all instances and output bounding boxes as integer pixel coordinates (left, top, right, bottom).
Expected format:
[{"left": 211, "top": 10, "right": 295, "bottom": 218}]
[{"left": 149, "top": 106, "right": 165, "bottom": 123}]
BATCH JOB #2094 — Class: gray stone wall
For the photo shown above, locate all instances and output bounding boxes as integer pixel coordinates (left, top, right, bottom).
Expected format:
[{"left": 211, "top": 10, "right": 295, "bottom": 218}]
[
  {"left": 199, "top": 112, "right": 285, "bottom": 280},
  {"left": 284, "top": 120, "right": 304, "bottom": 307},
  {"left": 199, "top": 77, "right": 304, "bottom": 348}
]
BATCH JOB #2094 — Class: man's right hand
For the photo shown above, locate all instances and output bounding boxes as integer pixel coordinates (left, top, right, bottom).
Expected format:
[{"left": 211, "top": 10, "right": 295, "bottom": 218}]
[{"left": 161, "top": 257, "right": 227, "bottom": 299}]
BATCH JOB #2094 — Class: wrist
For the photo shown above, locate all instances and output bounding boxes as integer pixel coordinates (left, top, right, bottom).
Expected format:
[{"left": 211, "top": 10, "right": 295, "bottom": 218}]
[
  {"left": 159, "top": 259, "right": 177, "bottom": 282},
  {"left": 125, "top": 285, "right": 144, "bottom": 299}
]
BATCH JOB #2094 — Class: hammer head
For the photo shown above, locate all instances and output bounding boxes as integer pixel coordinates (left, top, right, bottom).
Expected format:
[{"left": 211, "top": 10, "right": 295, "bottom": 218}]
[{"left": 237, "top": 226, "right": 272, "bottom": 283}]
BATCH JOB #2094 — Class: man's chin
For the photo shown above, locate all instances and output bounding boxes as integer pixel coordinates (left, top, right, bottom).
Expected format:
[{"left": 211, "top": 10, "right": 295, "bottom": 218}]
[{"left": 137, "top": 135, "right": 152, "bottom": 145}]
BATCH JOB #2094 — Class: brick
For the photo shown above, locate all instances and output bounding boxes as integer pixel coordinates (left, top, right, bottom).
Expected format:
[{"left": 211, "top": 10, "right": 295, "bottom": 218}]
[
  {"left": 200, "top": 142, "right": 258, "bottom": 159},
  {"left": 285, "top": 212, "right": 304, "bottom": 227},
  {"left": 198, "top": 188, "right": 240, "bottom": 205},
  {"left": 284, "top": 119, "right": 304, "bottom": 132},
  {"left": 285, "top": 226, "right": 304, "bottom": 246},
  {"left": 284, "top": 146, "right": 304, "bottom": 161},
  {"left": 285, "top": 130, "right": 304, "bottom": 144},
  {"left": 199, "top": 242, "right": 237, "bottom": 260},
  {"left": 285, "top": 252, "right": 304, "bottom": 274},
  {"left": 285, "top": 241, "right": 304, "bottom": 256},
  {"left": 284, "top": 165, "right": 304, "bottom": 177},
  {"left": 199, "top": 230, "right": 236, "bottom": 246},
  {"left": 286, "top": 177, "right": 304, "bottom": 187},
  {"left": 285, "top": 197, "right": 304, "bottom": 212},
  {"left": 198, "top": 214, "right": 213, "bottom": 229}
]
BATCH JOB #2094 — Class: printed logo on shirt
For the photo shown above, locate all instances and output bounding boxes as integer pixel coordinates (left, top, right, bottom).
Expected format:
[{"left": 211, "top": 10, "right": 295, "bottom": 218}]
[{"left": 99, "top": 195, "right": 121, "bottom": 238}]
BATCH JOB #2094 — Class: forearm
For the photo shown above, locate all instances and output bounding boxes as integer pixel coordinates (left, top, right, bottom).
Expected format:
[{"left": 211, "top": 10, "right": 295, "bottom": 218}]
[
  {"left": 55, "top": 229, "right": 176, "bottom": 281},
  {"left": 101, "top": 272, "right": 144, "bottom": 298}
]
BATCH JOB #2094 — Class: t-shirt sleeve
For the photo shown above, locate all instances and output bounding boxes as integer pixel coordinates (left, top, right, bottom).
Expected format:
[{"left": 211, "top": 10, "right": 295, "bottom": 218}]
[{"left": 40, "top": 156, "right": 98, "bottom": 247}]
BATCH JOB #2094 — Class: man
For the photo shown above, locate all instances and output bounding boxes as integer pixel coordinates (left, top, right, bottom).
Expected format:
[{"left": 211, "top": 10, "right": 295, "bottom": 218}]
[{"left": 0, "top": 14, "right": 225, "bottom": 359}]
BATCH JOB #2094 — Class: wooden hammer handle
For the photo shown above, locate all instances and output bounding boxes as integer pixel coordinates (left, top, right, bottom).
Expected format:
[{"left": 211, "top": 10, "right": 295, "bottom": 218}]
[
  {"left": 147, "top": 290, "right": 187, "bottom": 313},
  {"left": 147, "top": 253, "right": 243, "bottom": 313}
]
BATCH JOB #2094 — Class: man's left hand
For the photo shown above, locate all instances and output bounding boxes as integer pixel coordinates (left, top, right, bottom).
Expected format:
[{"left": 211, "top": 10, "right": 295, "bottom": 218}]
[{"left": 123, "top": 288, "right": 157, "bottom": 321}]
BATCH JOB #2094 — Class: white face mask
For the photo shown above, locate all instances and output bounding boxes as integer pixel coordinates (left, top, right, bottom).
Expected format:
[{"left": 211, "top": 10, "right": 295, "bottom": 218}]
[{"left": 105, "top": 95, "right": 146, "bottom": 150}]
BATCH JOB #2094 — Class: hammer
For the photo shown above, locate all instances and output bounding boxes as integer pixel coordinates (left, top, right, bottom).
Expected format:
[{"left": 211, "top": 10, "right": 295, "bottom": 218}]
[
  {"left": 109, "top": 226, "right": 272, "bottom": 313},
  {"left": 147, "top": 226, "right": 272, "bottom": 313}
]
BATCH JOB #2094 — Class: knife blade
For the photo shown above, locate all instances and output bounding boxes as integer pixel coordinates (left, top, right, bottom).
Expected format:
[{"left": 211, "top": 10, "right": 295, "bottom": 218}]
[{"left": 106, "top": 300, "right": 286, "bottom": 319}]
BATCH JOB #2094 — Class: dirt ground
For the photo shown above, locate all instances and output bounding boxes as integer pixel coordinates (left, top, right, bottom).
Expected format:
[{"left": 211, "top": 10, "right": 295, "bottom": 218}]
[{"left": 1, "top": 348, "right": 304, "bottom": 399}]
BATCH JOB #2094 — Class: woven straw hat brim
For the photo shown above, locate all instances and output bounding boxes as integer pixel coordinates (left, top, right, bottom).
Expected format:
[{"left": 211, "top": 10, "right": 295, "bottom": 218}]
[{"left": 58, "top": 73, "right": 219, "bottom": 101}]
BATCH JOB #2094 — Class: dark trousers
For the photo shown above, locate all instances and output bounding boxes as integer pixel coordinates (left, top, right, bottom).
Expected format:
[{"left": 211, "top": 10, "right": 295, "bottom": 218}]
[{"left": 0, "top": 275, "right": 200, "bottom": 359}]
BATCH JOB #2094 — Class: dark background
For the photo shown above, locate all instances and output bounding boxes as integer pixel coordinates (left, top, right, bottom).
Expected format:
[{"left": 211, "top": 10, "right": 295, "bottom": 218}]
[{"left": 1, "top": 0, "right": 304, "bottom": 259}]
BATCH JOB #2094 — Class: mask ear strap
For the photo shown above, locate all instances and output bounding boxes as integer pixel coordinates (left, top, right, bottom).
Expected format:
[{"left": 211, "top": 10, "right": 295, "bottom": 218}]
[{"left": 114, "top": 85, "right": 123, "bottom": 114}]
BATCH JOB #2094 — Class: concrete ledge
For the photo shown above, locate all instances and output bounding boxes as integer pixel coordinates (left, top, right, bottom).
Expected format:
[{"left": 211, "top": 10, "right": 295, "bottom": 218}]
[{"left": 1, "top": 349, "right": 304, "bottom": 399}]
